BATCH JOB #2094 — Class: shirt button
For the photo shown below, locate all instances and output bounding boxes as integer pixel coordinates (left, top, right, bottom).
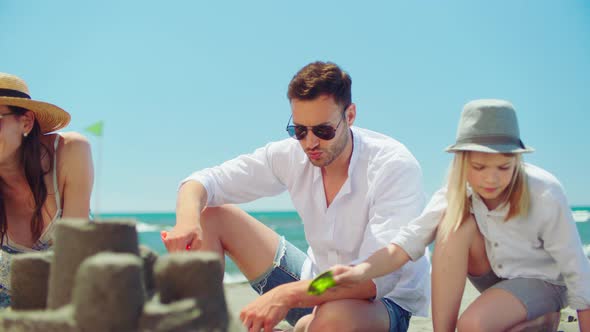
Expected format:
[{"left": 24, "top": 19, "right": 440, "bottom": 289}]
[
  {"left": 493, "top": 242, "right": 499, "bottom": 247},
  {"left": 497, "top": 264, "right": 503, "bottom": 269}
]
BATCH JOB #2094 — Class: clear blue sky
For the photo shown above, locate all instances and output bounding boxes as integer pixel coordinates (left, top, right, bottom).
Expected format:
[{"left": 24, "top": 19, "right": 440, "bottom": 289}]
[{"left": 2, "top": 1, "right": 589, "bottom": 212}]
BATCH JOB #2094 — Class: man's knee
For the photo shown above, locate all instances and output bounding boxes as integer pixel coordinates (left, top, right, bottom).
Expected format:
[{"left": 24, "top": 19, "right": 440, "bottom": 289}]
[
  {"left": 306, "top": 302, "right": 362, "bottom": 332},
  {"left": 200, "top": 205, "right": 236, "bottom": 230},
  {"left": 293, "top": 313, "right": 314, "bottom": 332},
  {"left": 201, "top": 205, "right": 226, "bottom": 220}
]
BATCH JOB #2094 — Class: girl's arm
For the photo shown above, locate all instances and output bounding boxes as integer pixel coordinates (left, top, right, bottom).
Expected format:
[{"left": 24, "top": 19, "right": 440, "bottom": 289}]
[
  {"left": 332, "top": 243, "right": 411, "bottom": 285},
  {"left": 540, "top": 186, "right": 590, "bottom": 322}
]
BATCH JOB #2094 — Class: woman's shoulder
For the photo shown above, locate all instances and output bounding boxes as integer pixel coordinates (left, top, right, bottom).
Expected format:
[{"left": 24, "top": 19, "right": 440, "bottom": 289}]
[
  {"left": 58, "top": 131, "right": 90, "bottom": 145},
  {"left": 55, "top": 132, "right": 90, "bottom": 155},
  {"left": 40, "top": 132, "right": 90, "bottom": 149},
  {"left": 43, "top": 132, "right": 91, "bottom": 169}
]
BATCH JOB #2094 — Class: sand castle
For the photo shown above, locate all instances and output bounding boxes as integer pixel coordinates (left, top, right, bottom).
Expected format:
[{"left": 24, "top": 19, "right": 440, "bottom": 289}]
[{"left": 0, "top": 218, "right": 242, "bottom": 332}]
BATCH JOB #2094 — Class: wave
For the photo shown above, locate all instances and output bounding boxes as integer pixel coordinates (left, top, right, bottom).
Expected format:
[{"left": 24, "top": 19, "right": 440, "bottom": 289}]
[
  {"left": 573, "top": 210, "right": 590, "bottom": 223},
  {"left": 224, "top": 273, "right": 248, "bottom": 284},
  {"left": 136, "top": 222, "right": 169, "bottom": 233}
]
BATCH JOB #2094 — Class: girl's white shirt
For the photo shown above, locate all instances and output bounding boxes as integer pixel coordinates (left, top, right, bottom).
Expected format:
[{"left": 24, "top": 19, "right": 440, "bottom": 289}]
[{"left": 393, "top": 163, "right": 590, "bottom": 310}]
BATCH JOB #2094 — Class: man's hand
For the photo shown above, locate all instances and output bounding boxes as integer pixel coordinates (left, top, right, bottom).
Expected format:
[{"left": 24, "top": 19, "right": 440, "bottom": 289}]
[
  {"left": 166, "top": 180, "right": 208, "bottom": 252},
  {"left": 161, "top": 224, "right": 202, "bottom": 252},
  {"left": 240, "top": 287, "right": 291, "bottom": 332}
]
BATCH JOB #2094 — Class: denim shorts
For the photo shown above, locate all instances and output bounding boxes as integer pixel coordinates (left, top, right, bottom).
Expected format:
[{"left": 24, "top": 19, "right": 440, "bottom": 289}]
[
  {"left": 250, "top": 237, "right": 412, "bottom": 331},
  {"left": 469, "top": 271, "right": 567, "bottom": 320}
]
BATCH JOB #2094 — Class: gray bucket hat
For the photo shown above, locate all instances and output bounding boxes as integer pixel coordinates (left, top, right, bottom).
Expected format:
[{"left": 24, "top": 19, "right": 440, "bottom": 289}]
[{"left": 445, "top": 99, "right": 534, "bottom": 154}]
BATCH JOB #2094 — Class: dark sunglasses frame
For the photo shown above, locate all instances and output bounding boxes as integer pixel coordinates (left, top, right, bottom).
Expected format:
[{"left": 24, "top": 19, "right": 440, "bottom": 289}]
[{"left": 285, "top": 105, "right": 349, "bottom": 141}]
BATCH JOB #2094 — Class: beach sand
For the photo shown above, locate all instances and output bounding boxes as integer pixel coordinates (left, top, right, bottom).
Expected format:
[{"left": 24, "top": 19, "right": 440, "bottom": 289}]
[{"left": 224, "top": 282, "right": 580, "bottom": 332}]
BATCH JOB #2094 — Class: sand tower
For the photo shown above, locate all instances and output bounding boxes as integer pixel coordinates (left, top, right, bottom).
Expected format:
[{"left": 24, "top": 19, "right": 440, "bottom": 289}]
[{"left": 0, "top": 218, "right": 240, "bottom": 332}]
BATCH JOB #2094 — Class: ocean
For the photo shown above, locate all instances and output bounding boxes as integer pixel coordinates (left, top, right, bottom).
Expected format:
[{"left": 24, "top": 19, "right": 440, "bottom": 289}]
[{"left": 100, "top": 207, "right": 590, "bottom": 284}]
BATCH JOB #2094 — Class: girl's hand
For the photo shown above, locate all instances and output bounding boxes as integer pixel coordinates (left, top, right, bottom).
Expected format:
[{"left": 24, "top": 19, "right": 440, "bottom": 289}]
[{"left": 331, "top": 263, "right": 370, "bottom": 285}]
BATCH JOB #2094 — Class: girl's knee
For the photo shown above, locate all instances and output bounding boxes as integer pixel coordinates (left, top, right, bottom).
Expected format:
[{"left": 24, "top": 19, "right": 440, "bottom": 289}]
[
  {"left": 435, "top": 215, "right": 477, "bottom": 250},
  {"left": 457, "top": 311, "right": 487, "bottom": 332}
]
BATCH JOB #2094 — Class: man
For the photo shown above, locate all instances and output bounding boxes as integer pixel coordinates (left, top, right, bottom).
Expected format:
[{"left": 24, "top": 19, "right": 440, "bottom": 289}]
[{"left": 162, "top": 61, "right": 430, "bottom": 332}]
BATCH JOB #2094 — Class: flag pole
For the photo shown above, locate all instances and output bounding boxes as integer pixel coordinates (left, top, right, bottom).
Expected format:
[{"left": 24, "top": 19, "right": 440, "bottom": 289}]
[
  {"left": 84, "top": 121, "right": 104, "bottom": 220},
  {"left": 95, "top": 134, "right": 102, "bottom": 219}
]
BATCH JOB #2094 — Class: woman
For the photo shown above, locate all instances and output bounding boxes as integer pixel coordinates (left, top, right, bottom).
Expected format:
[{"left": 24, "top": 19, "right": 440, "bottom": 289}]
[
  {"left": 0, "top": 72, "right": 94, "bottom": 307},
  {"left": 328, "top": 99, "right": 590, "bottom": 331}
]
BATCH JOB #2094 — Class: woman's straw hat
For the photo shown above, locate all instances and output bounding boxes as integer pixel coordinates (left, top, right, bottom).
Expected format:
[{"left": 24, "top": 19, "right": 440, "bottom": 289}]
[
  {"left": 446, "top": 99, "right": 534, "bottom": 154},
  {"left": 0, "top": 72, "right": 70, "bottom": 133}
]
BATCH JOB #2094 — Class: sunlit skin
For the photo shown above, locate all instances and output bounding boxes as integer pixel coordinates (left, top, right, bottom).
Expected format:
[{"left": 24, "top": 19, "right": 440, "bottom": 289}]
[
  {"left": 466, "top": 152, "right": 517, "bottom": 210},
  {"left": 290, "top": 95, "right": 354, "bottom": 172},
  {"left": 0, "top": 105, "right": 28, "bottom": 170},
  {"left": 0, "top": 103, "right": 94, "bottom": 247}
]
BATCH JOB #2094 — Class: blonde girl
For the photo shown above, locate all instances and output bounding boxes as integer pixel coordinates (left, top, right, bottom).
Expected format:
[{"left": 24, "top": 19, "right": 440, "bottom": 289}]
[{"left": 330, "top": 99, "right": 590, "bottom": 331}]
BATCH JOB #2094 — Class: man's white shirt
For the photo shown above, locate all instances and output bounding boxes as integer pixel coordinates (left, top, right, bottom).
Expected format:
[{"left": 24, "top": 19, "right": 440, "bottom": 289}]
[{"left": 182, "top": 126, "right": 431, "bottom": 316}]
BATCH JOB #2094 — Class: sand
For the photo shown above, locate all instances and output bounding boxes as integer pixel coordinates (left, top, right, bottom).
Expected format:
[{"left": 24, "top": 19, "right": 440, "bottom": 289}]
[{"left": 224, "top": 281, "right": 581, "bottom": 332}]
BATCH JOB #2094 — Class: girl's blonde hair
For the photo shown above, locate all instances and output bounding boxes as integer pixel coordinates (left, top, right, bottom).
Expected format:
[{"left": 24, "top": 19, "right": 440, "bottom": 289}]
[{"left": 438, "top": 151, "right": 530, "bottom": 241}]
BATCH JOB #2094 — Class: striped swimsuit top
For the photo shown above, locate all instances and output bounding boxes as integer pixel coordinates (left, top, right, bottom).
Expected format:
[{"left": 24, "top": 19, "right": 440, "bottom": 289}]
[{"left": 0, "top": 135, "right": 62, "bottom": 308}]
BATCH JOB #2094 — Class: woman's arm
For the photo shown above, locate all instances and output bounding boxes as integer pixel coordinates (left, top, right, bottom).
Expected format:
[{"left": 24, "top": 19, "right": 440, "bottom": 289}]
[{"left": 59, "top": 132, "right": 94, "bottom": 218}]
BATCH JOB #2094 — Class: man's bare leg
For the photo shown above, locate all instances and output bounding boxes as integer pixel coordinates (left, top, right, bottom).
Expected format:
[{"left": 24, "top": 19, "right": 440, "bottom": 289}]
[{"left": 199, "top": 204, "right": 280, "bottom": 280}]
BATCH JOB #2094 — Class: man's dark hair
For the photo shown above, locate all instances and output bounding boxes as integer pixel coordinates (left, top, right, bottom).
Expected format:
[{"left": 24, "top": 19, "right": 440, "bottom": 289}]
[{"left": 287, "top": 61, "right": 352, "bottom": 109}]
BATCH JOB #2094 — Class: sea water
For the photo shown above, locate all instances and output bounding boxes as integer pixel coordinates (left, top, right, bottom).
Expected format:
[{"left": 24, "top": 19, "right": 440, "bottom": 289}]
[{"left": 101, "top": 207, "right": 590, "bottom": 284}]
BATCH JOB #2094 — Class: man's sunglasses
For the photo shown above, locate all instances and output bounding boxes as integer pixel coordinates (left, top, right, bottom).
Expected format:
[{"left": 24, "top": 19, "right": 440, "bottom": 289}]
[{"left": 285, "top": 106, "right": 349, "bottom": 141}]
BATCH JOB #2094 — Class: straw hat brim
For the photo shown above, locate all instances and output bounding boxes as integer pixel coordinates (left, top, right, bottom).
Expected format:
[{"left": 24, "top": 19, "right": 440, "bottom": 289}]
[
  {"left": 445, "top": 143, "right": 534, "bottom": 154},
  {"left": 0, "top": 97, "right": 70, "bottom": 134}
]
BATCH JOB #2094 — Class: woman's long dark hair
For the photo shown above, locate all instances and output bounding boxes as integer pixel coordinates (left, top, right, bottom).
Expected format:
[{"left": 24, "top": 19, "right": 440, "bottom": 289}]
[{"left": 0, "top": 106, "right": 52, "bottom": 246}]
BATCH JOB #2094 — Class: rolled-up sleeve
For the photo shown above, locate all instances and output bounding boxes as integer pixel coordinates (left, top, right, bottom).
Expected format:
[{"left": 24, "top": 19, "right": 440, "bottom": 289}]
[
  {"left": 392, "top": 188, "right": 447, "bottom": 261},
  {"left": 541, "top": 186, "right": 590, "bottom": 310},
  {"left": 180, "top": 143, "right": 287, "bottom": 206}
]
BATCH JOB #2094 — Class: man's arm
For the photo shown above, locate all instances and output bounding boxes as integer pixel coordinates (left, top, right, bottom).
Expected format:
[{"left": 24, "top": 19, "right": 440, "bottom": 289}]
[
  {"left": 240, "top": 278, "right": 376, "bottom": 331},
  {"left": 162, "top": 180, "right": 207, "bottom": 252},
  {"left": 285, "top": 276, "right": 376, "bottom": 308},
  {"left": 163, "top": 143, "right": 290, "bottom": 252}
]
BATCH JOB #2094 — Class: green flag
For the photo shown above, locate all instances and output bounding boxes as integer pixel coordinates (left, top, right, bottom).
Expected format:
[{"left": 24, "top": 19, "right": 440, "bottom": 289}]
[{"left": 85, "top": 121, "right": 104, "bottom": 137}]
